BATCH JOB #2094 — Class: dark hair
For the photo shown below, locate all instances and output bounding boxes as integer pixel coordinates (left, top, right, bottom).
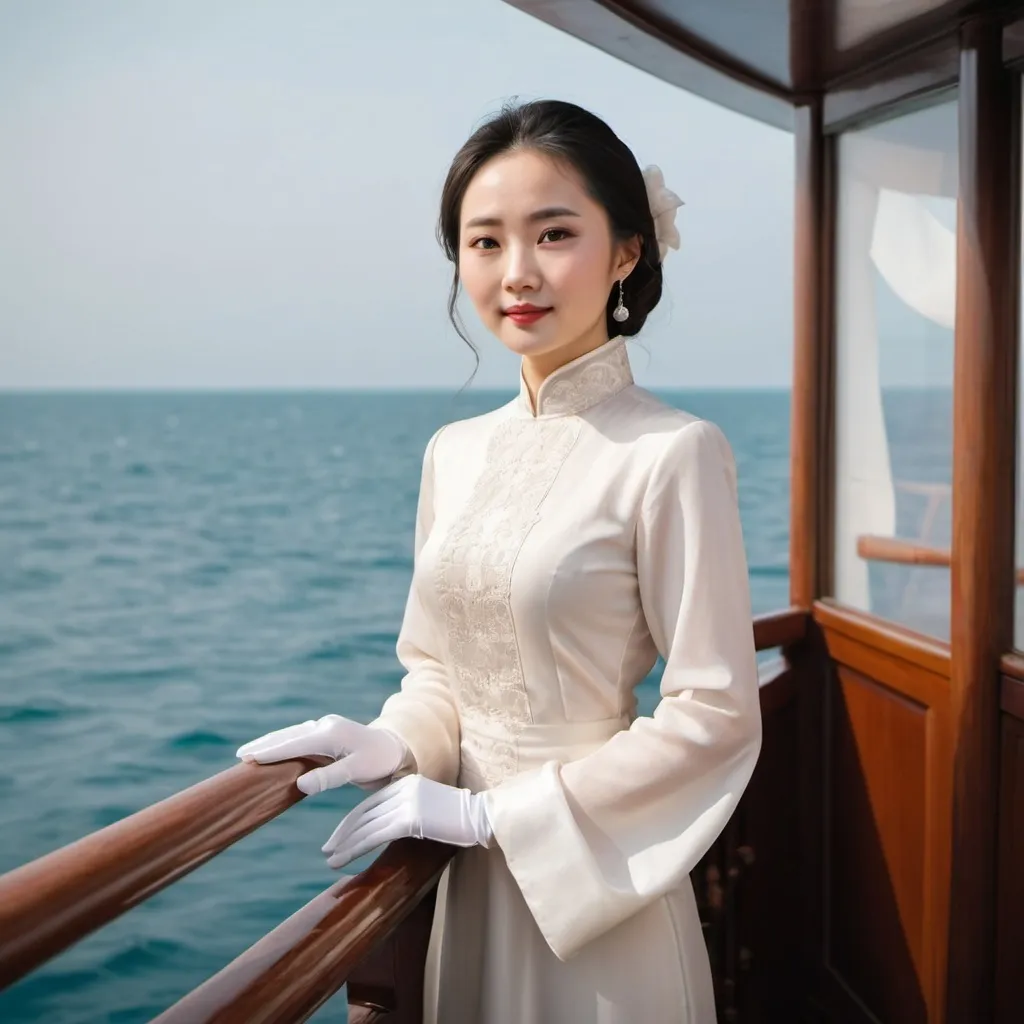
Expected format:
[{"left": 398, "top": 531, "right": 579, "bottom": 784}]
[{"left": 437, "top": 98, "right": 663, "bottom": 371}]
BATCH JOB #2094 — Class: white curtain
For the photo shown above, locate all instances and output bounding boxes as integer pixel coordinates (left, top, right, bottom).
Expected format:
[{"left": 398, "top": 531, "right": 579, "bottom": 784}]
[{"left": 834, "top": 182, "right": 956, "bottom": 612}]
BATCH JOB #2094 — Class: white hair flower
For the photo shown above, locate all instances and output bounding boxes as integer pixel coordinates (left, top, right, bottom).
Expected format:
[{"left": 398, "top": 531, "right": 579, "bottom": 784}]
[{"left": 642, "top": 164, "right": 684, "bottom": 261}]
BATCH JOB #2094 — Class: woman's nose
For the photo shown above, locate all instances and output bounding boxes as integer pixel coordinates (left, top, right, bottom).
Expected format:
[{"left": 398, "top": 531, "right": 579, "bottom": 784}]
[{"left": 502, "top": 244, "right": 542, "bottom": 293}]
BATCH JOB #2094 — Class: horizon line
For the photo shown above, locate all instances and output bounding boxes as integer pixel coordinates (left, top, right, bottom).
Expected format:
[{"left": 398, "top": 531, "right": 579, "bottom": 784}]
[
  {"left": 0, "top": 383, "right": 955, "bottom": 395},
  {"left": 1, "top": 384, "right": 800, "bottom": 395}
]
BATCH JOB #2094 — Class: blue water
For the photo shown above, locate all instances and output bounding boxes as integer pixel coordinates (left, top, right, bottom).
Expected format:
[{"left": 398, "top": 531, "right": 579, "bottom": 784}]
[{"left": 0, "top": 390, "right": 792, "bottom": 1022}]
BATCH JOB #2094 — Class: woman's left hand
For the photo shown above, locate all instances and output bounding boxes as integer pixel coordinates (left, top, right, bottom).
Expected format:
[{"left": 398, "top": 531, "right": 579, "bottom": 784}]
[{"left": 321, "top": 775, "right": 493, "bottom": 869}]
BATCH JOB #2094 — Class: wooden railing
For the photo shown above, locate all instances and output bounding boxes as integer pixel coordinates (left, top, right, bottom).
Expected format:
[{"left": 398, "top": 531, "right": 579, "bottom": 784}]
[
  {"left": 152, "top": 840, "right": 452, "bottom": 1024},
  {"left": 0, "top": 607, "right": 811, "bottom": 1022},
  {"left": 697, "top": 623, "right": 807, "bottom": 1022},
  {"left": 858, "top": 477, "right": 1019, "bottom": 583},
  {"left": 752, "top": 605, "right": 807, "bottom": 651},
  {"left": 858, "top": 533, "right": 1024, "bottom": 583},
  {"left": 0, "top": 754, "right": 325, "bottom": 988}
]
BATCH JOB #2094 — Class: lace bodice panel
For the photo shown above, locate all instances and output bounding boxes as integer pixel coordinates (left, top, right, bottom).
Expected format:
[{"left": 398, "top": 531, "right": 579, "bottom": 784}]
[{"left": 413, "top": 337, "right": 666, "bottom": 785}]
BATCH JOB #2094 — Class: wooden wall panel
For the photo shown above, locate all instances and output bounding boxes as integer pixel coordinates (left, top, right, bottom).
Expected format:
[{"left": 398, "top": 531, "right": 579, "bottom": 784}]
[
  {"left": 995, "top": 709, "right": 1024, "bottom": 1023},
  {"left": 828, "top": 666, "right": 929, "bottom": 1023},
  {"left": 814, "top": 610, "right": 954, "bottom": 1023}
]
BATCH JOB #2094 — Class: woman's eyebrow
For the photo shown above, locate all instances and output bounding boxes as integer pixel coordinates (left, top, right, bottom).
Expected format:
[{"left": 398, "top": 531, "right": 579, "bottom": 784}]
[{"left": 464, "top": 206, "right": 581, "bottom": 228}]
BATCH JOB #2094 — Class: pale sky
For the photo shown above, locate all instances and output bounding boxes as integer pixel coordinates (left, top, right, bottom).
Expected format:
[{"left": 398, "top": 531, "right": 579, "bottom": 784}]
[{"left": 0, "top": 0, "right": 797, "bottom": 390}]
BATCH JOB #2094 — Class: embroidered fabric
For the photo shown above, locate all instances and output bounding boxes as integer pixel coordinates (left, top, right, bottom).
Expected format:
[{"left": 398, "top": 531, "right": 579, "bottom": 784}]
[
  {"left": 435, "top": 418, "right": 580, "bottom": 785},
  {"left": 435, "top": 336, "right": 637, "bottom": 786},
  {"left": 517, "top": 336, "right": 634, "bottom": 418}
]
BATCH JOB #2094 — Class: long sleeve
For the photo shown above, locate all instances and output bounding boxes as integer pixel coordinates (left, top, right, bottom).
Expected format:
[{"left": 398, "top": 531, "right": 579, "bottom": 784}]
[
  {"left": 367, "top": 426, "right": 461, "bottom": 785},
  {"left": 482, "top": 418, "right": 762, "bottom": 961}
]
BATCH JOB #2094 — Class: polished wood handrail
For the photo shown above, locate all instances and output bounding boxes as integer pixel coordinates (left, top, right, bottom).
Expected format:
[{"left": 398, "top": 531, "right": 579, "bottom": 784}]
[
  {"left": 153, "top": 839, "right": 454, "bottom": 1024},
  {"left": 858, "top": 533, "right": 1024, "bottom": 582},
  {"left": 348, "top": 1010, "right": 389, "bottom": 1024},
  {"left": 753, "top": 607, "right": 808, "bottom": 651},
  {"left": 0, "top": 607, "right": 811, "bottom": 999},
  {"left": 0, "top": 755, "right": 328, "bottom": 989},
  {"left": 757, "top": 653, "right": 801, "bottom": 717},
  {"left": 858, "top": 533, "right": 953, "bottom": 567}
]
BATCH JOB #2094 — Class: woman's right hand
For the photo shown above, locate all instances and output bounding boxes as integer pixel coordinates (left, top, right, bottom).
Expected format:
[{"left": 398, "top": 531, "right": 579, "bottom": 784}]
[{"left": 235, "top": 715, "right": 410, "bottom": 796}]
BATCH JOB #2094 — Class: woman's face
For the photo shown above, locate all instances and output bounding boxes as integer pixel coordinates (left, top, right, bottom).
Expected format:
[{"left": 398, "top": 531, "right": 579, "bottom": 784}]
[{"left": 458, "top": 148, "right": 639, "bottom": 365}]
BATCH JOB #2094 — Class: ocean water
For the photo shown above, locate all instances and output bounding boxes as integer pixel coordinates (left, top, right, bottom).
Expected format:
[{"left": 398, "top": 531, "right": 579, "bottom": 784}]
[{"left": 0, "top": 389, "right": 791, "bottom": 1022}]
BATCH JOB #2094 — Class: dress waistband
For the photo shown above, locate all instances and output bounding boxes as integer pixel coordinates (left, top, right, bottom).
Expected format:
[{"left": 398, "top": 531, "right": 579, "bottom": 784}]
[{"left": 458, "top": 713, "right": 631, "bottom": 791}]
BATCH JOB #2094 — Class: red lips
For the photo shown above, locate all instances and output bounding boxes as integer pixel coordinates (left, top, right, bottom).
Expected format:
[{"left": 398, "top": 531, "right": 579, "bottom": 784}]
[{"left": 503, "top": 304, "right": 552, "bottom": 325}]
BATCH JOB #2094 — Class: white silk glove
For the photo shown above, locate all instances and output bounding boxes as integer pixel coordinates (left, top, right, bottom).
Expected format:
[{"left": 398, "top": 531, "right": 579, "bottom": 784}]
[
  {"left": 321, "top": 774, "right": 494, "bottom": 869},
  {"left": 235, "top": 715, "right": 410, "bottom": 796}
]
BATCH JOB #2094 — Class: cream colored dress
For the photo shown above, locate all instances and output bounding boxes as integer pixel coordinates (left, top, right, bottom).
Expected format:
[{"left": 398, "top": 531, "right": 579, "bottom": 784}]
[{"left": 369, "top": 335, "right": 762, "bottom": 1024}]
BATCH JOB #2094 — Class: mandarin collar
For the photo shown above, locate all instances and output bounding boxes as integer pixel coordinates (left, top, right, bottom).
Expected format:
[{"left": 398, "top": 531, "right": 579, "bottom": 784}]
[{"left": 515, "top": 336, "right": 634, "bottom": 419}]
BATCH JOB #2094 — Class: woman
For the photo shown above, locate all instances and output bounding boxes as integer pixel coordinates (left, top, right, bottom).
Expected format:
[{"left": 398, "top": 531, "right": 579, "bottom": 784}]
[{"left": 237, "top": 99, "right": 761, "bottom": 1024}]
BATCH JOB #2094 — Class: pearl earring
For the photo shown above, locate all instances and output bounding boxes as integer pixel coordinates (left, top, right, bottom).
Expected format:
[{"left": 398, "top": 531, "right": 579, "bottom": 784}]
[{"left": 612, "top": 280, "right": 629, "bottom": 323}]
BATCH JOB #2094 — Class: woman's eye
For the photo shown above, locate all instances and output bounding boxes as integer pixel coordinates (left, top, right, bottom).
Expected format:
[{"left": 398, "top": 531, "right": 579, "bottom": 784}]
[
  {"left": 540, "top": 228, "right": 572, "bottom": 243},
  {"left": 471, "top": 237, "right": 499, "bottom": 250}
]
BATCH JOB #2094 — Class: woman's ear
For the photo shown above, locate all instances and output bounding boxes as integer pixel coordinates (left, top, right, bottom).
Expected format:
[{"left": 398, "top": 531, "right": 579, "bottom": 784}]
[{"left": 615, "top": 234, "right": 642, "bottom": 279}]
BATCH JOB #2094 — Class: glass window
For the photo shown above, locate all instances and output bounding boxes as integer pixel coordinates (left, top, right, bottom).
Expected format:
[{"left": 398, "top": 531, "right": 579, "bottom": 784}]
[{"left": 833, "top": 100, "right": 958, "bottom": 640}]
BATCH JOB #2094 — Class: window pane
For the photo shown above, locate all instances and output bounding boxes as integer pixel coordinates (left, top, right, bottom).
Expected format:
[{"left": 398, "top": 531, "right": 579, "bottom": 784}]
[{"left": 833, "top": 100, "right": 958, "bottom": 639}]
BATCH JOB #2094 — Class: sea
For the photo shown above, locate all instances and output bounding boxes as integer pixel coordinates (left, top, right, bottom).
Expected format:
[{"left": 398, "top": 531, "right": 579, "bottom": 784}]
[{"left": 4, "top": 385, "right": 942, "bottom": 1023}]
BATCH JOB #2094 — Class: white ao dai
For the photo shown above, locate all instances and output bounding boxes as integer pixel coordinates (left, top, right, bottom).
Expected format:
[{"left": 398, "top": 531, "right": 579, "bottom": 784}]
[{"left": 369, "top": 335, "right": 762, "bottom": 1024}]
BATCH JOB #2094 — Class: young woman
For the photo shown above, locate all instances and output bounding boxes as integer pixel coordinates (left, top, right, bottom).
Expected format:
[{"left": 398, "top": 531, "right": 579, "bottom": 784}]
[{"left": 237, "top": 99, "right": 761, "bottom": 1024}]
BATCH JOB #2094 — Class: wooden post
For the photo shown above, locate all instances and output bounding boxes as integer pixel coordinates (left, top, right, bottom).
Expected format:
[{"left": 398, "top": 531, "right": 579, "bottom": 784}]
[
  {"left": 790, "top": 100, "right": 832, "bottom": 607},
  {"left": 791, "top": 100, "right": 831, "bottom": 1019},
  {"left": 948, "top": 17, "right": 1020, "bottom": 1021}
]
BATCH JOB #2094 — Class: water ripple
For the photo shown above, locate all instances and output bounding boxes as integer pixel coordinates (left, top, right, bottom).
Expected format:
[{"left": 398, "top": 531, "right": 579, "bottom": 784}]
[
  {"left": 0, "top": 390, "right": 795, "bottom": 1023},
  {"left": 165, "top": 729, "right": 233, "bottom": 751}
]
